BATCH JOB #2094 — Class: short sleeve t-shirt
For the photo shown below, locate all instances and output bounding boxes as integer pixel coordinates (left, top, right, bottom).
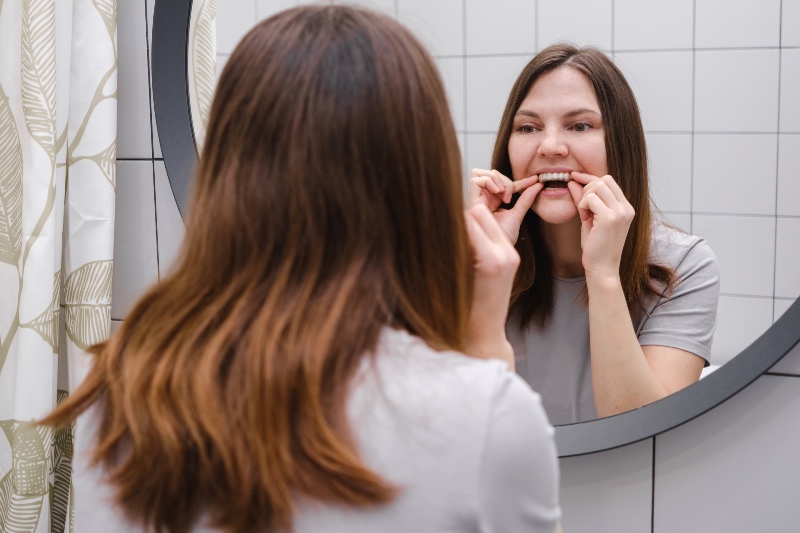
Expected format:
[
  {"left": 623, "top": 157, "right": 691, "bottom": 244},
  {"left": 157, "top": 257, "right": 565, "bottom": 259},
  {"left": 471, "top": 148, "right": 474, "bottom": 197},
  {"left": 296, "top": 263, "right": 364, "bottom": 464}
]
[{"left": 506, "top": 224, "right": 720, "bottom": 425}]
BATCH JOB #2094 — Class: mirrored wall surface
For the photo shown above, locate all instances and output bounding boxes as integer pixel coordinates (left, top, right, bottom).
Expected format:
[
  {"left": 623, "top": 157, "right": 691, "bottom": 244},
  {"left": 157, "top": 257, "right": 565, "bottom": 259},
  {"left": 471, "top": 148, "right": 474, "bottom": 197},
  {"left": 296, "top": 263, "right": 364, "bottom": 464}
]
[{"left": 168, "top": 0, "right": 800, "bottom": 438}]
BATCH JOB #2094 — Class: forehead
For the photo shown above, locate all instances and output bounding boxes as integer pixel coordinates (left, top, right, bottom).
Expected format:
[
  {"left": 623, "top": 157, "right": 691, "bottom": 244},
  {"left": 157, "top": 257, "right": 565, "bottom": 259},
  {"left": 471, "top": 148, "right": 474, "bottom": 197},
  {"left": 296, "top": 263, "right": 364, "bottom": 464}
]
[{"left": 519, "top": 66, "right": 600, "bottom": 113}]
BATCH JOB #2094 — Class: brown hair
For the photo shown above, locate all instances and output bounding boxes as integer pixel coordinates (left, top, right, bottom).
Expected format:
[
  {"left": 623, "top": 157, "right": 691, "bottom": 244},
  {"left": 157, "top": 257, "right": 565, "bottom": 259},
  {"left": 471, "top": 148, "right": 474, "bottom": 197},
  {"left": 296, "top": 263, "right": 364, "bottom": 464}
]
[
  {"left": 492, "top": 43, "right": 675, "bottom": 327},
  {"left": 43, "top": 6, "right": 470, "bottom": 532}
]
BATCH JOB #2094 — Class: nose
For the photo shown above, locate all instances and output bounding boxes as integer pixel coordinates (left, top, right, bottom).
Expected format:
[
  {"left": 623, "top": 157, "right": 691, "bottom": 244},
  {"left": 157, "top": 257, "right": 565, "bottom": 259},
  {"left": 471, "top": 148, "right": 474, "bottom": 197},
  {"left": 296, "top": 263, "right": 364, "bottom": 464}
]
[{"left": 537, "top": 128, "right": 568, "bottom": 158}]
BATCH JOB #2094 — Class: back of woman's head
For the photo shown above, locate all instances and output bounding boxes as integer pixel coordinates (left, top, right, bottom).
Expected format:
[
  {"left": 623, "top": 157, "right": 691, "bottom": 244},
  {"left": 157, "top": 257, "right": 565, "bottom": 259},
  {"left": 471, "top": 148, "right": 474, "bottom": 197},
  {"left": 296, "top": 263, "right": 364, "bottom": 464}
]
[{"left": 45, "top": 6, "right": 470, "bottom": 532}]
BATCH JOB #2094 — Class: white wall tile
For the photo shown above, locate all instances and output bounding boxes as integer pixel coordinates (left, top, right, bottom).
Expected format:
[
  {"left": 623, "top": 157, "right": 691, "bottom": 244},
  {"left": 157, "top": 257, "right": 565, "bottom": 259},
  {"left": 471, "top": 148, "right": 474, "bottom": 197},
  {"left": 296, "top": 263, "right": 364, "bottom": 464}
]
[
  {"left": 783, "top": 0, "right": 800, "bottom": 47},
  {"left": 777, "top": 135, "right": 800, "bottom": 216},
  {"left": 780, "top": 49, "right": 800, "bottom": 132},
  {"left": 614, "top": 0, "right": 693, "bottom": 50},
  {"left": 465, "top": 0, "right": 536, "bottom": 55},
  {"left": 711, "top": 295, "right": 773, "bottom": 365},
  {"left": 465, "top": 133, "right": 497, "bottom": 174},
  {"left": 257, "top": 0, "right": 303, "bottom": 20},
  {"left": 775, "top": 218, "right": 800, "bottom": 299},
  {"left": 692, "top": 135, "right": 778, "bottom": 216},
  {"left": 692, "top": 215, "right": 775, "bottom": 297},
  {"left": 647, "top": 134, "right": 692, "bottom": 212},
  {"left": 695, "top": 50, "right": 780, "bottom": 133},
  {"left": 770, "top": 326, "right": 800, "bottom": 374},
  {"left": 216, "top": 0, "right": 257, "bottom": 54},
  {"left": 773, "top": 298, "right": 796, "bottom": 324},
  {"left": 659, "top": 213, "right": 691, "bottom": 233},
  {"left": 655, "top": 375, "right": 800, "bottom": 533},
  {"left": 436, "top": 57, "right": 465, "bottom": 132},
  {"left": 154, "top": 162, "right": 187, "bottom": 278},
  {"left": 341, "top": 0, "right": 396, "bottom": 17},
  {"left": 398, "top": 0, "right": 463, "bottom": 57},
  {"left": 560, "top": 439, "right": 652, "bottom": 533},
  {"left": 695, "top": 0, "right": 781, "bottom": 48},
  {"left": 537, "top": 0, "right": 612, "bottom": 50},
  {"left": 615, "top": 52, "right": 693, "bottom": 132},
  {"left": 112, "top": 162, "right": 159, "bottom": 320},
  {"left": 466, "top": 55, "right": 530, "bottom": 132},
  {"left": 146, "top": 0, "right": 161, "bottom": 159},
  {"left": 118, "top": 0, "right": 153, "bottom": 159}
]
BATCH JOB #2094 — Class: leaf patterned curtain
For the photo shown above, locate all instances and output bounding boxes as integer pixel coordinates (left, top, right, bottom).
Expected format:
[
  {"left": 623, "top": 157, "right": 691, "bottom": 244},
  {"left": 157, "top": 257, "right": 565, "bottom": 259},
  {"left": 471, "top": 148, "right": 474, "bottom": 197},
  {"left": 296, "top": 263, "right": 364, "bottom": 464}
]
[{"left": 0, "top": 0, "right": 116, "bottom": 531}]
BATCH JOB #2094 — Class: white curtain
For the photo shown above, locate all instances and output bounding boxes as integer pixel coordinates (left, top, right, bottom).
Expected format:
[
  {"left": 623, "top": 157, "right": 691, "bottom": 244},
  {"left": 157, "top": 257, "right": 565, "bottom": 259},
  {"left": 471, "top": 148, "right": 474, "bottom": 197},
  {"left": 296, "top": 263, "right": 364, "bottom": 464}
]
[{"left": 0, "top": 0, "right": 116, "bottom": 531}]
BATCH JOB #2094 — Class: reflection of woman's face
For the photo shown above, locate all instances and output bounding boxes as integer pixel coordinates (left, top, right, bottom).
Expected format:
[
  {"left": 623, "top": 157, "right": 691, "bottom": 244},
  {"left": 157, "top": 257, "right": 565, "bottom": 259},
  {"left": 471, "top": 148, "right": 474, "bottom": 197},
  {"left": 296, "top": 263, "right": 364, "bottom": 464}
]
[{"left": 508, "top": 66, "right": 608, "bottom": 225}]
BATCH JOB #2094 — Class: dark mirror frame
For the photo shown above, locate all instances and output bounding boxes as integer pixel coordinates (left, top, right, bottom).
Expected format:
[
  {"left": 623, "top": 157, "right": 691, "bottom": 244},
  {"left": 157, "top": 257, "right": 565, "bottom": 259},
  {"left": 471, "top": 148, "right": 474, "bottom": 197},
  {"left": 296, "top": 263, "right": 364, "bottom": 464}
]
[{"left": 152, "top": 0, "right": 800, "bottom": 457}]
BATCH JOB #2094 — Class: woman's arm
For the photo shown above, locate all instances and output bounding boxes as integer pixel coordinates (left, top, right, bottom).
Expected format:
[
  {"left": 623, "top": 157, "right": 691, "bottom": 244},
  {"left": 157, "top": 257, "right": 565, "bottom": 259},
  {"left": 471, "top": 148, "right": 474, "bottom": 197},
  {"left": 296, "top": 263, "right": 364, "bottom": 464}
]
[{"left": 568, "top": 173, "right": 705, "bottom": 417}]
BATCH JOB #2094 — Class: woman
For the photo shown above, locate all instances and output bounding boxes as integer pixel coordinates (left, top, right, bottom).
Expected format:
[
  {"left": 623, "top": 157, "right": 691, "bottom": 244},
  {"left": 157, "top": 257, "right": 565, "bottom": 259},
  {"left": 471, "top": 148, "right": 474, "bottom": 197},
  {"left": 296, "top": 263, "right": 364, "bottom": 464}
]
[
  {"left": 44, "top": 6, "right": 560, "bottom": 533},
  {"left": 470, "top": 44, "right": 720, "bottom": 425}
]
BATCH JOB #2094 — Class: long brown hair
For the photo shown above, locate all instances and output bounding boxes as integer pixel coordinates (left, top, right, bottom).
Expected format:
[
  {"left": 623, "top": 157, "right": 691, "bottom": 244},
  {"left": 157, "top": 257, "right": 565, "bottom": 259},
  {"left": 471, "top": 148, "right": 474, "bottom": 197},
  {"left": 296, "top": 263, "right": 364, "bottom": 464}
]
[
  {"left": 492, "top": 44, "right": 675, "bottom": 327},
  {"left": 43, "top": 6, "right": 471, "bottom": 532}
]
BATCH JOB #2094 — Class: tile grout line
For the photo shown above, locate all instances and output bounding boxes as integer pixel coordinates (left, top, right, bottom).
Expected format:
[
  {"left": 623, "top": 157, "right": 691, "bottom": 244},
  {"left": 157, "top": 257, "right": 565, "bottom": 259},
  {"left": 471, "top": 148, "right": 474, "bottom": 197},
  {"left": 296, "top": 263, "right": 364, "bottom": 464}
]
[
  {"left": 462, "top": 0, "right": 468, "bottom": 176},
  {"left": 143, "top": 0, "right": 161, "bottom": 281},
  {"left": 651, "top": 437, "right": 656, "bottom": 533},
  {"left": 689, "top": 0, "right": 696, "bottom": 235},
  {"left": 772, "top": 0, "right": 784, "bottom": 322}
]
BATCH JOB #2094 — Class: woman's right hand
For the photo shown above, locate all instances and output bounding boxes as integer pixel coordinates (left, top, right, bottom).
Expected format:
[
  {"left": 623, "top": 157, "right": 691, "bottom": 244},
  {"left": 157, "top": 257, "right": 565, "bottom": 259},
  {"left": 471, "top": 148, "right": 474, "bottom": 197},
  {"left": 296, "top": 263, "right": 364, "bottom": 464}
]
[
  {"left": 463, "top": 204, "right": 521, "bottom": 369},
  {"left": 468, "top": 168, "right": 543, "bottom": 245}
]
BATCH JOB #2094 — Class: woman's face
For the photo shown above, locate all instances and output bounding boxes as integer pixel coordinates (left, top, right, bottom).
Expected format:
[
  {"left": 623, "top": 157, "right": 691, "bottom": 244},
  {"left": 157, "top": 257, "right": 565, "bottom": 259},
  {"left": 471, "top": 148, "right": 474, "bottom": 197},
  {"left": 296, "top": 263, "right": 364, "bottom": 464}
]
[{"left": 508, "top": 66, "right": 608, "bottom": 225}]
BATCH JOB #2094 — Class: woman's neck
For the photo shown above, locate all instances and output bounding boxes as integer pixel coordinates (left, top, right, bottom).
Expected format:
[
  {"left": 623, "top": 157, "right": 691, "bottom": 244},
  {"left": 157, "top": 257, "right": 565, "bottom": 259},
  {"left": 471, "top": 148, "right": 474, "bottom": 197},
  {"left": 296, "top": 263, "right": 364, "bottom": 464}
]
[{"left": 541, "top": 217, "right": 585, "bottom": 278}]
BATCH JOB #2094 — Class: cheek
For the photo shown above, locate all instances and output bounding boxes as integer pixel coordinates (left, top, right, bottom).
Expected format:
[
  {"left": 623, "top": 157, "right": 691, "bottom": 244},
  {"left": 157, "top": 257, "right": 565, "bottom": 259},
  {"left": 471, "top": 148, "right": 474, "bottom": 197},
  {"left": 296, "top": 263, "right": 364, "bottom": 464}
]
[
  {"left": 576, "top": 137, "right": 608, "bottom": 176},
  {"left": 508, "top": 137, "right": 535, "bottom": 178}
]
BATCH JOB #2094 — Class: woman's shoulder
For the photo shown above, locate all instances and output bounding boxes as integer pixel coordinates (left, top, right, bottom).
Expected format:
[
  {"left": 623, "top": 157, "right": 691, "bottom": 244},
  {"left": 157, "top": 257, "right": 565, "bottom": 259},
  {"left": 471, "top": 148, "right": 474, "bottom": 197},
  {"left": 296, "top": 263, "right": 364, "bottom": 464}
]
[{"left": 650, "top": 221, "right": 717, "bottom": 272}]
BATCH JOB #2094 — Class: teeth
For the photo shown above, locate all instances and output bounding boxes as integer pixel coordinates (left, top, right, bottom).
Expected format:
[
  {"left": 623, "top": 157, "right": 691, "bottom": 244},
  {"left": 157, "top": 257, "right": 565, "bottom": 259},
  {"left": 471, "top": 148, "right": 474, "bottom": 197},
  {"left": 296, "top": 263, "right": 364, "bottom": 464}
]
[{"left": 539, "top": 172, "right": 572, "bottom": 182}]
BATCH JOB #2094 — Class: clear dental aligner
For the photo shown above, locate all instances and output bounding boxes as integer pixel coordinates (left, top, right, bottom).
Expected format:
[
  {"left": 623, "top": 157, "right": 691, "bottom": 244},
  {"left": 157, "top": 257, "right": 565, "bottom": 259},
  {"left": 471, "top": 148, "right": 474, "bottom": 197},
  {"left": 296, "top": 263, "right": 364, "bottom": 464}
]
[{"left": 539, "top": 172, "right": 572, "bottom": 183}]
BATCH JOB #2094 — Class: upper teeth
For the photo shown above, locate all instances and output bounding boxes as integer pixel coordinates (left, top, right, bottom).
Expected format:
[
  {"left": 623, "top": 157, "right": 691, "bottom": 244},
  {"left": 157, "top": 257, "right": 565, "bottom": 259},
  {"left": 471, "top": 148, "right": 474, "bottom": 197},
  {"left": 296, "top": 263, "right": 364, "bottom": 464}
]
[{"left": 539, "top": 172, "right": 571, "bottom": 182}]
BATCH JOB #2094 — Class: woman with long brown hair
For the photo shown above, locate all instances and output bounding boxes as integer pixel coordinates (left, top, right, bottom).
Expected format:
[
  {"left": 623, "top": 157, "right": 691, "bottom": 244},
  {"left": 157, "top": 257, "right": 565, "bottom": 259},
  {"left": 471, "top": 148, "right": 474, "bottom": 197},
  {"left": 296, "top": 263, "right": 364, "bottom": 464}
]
[
  {"left": 44, "top": 5, "right": 561, "bottom": 533},
  {"left": 470, "top": 44, "right": 720, "bottom": 425}
]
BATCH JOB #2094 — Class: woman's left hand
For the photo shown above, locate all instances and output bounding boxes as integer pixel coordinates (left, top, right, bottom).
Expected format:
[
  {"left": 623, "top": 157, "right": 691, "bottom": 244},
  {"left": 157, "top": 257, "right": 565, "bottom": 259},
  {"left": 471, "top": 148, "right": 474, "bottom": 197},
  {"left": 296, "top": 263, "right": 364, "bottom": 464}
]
[{"left": 566, "top": 172, "right": 635, "bottom": 280}]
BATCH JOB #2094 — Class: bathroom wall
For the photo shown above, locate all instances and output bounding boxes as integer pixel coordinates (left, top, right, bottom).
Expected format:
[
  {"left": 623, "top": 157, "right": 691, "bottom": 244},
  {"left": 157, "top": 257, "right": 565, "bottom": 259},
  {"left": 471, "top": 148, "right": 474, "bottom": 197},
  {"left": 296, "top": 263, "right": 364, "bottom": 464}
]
[{"left": 115, "top": 1, "right": 800, "bottom": 531}]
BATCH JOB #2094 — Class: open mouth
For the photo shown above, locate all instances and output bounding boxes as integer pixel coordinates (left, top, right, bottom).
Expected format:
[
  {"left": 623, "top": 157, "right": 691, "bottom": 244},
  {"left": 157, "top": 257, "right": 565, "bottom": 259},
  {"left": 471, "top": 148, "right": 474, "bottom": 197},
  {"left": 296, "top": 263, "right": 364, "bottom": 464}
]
[{"left": 539, "top": 172, "right": 571, "bottom": 189}]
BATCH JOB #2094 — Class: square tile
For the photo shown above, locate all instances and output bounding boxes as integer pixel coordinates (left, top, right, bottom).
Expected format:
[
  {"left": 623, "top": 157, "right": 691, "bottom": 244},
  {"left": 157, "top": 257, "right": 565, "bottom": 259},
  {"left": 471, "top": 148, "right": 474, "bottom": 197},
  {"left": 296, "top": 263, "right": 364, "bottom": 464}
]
[
  {"left": 692, "top": 215, "right": 775, "bottom": 297},
  {"left": 774, "top": 298, "right": 796, "bottom": 324},
  {"left": 398, "top": 0, "right": 463, "bottom": 57},
  {"left": 257, "top": 0, "right": 303, "bottom": 20},
  {"left": 537, "top": 0, "right": 612, "bottom": 50},
  {"left": 216, "top": 0, "right": 257, "bottom": 55},
  {"left": 465, "top": 133, "right": 498, "bottom": 175},
  {"left": 613, "top": 0, "right": 693, "bottom": 50},
  {"left": 777, "top": 135, "right": 800, "bottom": 216},
  {"left": 695, "top": 50, "right": 780, "bottom": 133},
  {"left": 436, "top": 57, "right": 465, "bottom": 132},
  {"left": 692, "top": 135, "right": 778, "bottom": 216},
  {"left": 770, "top": 322, "right": 800, "bottom": 374},
  {"left": 118, "top": 0, "right": 154, "bottom": 158},
  {"left": 111, "top": 162, "right": 159, "bottom": 320},
  {"left": 695, "top": 0, "right": 781, "bottom": 48},
  {"left": 710, "top": 295, "right": 773, "bottom": 365},
  {"left": 655, "top": 375, "right": 800, "bottom": 532},
  {"left": 615, "top": 52, "right": 692, "bottom": 132},
  {"left": 780, "top": 49, "right": 800, "bottom": 133},
  {"left": 465, "top": 0, "right": 536, "bottom": 55},
  {"left": 646, "top": 134, "right": 692, "bottom": 212},
  {"left": 783, "top": 0, "right": 800, "bottom": 47},
  {"left": 465, "top": 55, "right": 531, "bottom": 132},
  {"left": 154, "top": 162, "right": 187, "bottom": 279},
  {"left": 560, "top": 438, "right": 652, "bottom": 533},
  {"left": 775, "top": 218, "right": 800, "bottom": 299}
]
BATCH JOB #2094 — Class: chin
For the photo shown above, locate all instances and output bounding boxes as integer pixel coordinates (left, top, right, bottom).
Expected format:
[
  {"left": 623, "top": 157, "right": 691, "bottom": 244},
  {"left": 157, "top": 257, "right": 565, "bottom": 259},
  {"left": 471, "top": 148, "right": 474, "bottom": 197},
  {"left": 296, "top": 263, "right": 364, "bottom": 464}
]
[{"left": 531, "top": 202, "right": 578, "bottom": 225}]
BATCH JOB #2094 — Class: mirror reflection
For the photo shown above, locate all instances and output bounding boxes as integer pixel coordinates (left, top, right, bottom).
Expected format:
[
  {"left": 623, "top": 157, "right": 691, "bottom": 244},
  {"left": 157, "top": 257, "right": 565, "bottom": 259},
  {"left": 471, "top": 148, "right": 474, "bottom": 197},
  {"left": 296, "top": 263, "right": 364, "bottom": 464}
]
[{"left": 188, "top": 0, "right": 796, "bottom": 425}]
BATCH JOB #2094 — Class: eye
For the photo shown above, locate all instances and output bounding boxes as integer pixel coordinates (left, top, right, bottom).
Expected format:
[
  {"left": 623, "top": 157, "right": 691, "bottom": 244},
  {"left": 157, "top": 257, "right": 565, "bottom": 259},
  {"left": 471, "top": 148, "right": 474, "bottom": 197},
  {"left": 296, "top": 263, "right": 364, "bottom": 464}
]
[
  {"left": 570, "top": 121, "right": 593, "bottom": 133},
  {"left": 516, "top": 124, "right": 537, "bottom": 134}
]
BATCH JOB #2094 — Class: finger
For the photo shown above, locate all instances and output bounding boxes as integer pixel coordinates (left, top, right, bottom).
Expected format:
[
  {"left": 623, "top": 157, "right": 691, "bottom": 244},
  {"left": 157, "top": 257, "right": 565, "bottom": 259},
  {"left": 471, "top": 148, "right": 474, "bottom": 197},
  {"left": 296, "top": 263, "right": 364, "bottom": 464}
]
[
  {"left": 567, "top": 180, "right": 583, "bottom": 207},
  {"left": 512, "top": 175, "right": 540, "bottom": 193},
  {"left": 510, "top": 181, "right": 543, "bottom": 218},
  {"left": 465, "top": 210, "right": 492, "bottom": 253},
  {"left": 468, "top": 204, "right": 509, "bottom": 245},
  {"left": 470, "top": 175, "right": 502, "bottom": 195},
  {"left": 578, "top": 192, "right": 610, "bottom": 218},
  {"left": 599, "top": 175, "right": 628, "bottom": 204},
  {"left": 569, "top": 171, "right": 601, "bottom": 185},
  {"left": 591, "top": 180, "right": 619, "bottom": 207},
  {"left": 488, "top": 170, "right": 516, "bottom": 204}
]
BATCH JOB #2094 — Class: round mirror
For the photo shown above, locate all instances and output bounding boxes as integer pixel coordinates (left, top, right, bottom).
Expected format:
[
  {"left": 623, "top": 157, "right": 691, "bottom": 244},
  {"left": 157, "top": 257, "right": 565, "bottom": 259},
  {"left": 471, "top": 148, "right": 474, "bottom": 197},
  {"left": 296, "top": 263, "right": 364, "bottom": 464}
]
[{"left": 152, "top": 0, "right": 800, "bottom": 456}]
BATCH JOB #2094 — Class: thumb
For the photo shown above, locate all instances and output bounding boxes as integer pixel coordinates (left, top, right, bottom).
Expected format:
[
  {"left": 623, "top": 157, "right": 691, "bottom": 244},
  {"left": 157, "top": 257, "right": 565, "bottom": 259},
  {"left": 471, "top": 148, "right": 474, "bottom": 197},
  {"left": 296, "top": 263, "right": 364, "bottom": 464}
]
[{"left": 510, "top": 182, "right": 543, "bottom": 219}]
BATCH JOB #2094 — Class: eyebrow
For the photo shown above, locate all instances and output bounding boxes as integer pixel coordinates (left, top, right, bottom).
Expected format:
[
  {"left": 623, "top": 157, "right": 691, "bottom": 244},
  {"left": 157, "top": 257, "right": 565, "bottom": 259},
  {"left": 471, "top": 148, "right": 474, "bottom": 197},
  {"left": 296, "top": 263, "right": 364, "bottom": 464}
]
[{"left": 515, "top": 108, "right": 602, "bottom": 119}]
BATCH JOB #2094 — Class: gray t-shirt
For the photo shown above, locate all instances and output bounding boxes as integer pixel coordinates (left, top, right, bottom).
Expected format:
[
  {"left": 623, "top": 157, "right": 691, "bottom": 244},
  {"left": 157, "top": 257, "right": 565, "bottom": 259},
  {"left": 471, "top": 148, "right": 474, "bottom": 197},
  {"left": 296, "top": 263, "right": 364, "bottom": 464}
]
[
  {"left": 72, "top": 328, "right": 561, "bottom": 532},
  {"left": 507, "top": 224, "right": 720, "bottom": 425}
]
